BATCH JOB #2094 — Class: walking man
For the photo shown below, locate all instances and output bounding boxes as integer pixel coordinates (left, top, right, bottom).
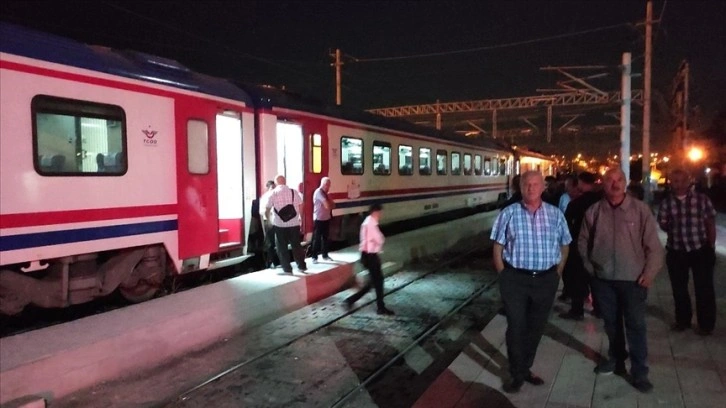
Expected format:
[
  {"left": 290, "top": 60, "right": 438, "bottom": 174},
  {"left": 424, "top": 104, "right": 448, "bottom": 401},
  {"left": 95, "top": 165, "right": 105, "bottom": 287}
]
[
  {"left": 311, "top": 177, "right": 335, "bottom": 263},
  {"left": 265, "top": 175, "right": 307, "bottom": 274},
  {"left": 657, "top": 169, "right": 717, "bottom": 335},
  {"left": 344, "top": 203, "right": 394, "bottom": 315},
  {"left": 579, "top": 168, "right": 664, "bottom": 393},
  {"left": 491, "top": 170, "right": 571, "bottom": 393}
]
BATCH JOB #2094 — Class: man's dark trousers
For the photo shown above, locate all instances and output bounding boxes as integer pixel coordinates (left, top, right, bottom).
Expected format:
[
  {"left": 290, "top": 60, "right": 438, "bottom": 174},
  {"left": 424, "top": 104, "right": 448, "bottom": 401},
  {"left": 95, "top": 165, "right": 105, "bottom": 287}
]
[
  {"left": 666, "top": 246, "right": 716, "bottom": 332},
  {"left": 591, "top": 278, "right": 648, "bottom": 380},
  {"left": 274, "top": 225, "right": 306, "bottom": 272},
  {"left": 499, "top": 266, "right": 559, "bottom": 382},
  {"left": 346, "top": 252, "right": 385, "bottom": 309},
  {"left": 311, "top": 220, "right": 330, "bottom": 259}
]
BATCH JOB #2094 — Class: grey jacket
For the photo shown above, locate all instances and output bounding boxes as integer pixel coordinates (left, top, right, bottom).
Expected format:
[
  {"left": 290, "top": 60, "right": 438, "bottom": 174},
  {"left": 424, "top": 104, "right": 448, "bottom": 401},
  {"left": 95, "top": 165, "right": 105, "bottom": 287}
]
[{"left": 578, "top": 195, "right": 664, "bottom": 281}]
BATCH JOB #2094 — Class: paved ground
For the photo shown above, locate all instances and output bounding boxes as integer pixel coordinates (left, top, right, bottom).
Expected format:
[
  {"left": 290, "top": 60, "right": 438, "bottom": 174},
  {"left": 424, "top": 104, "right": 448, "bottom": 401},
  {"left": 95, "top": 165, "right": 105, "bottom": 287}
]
[{"left": 414, "top": 213, "right": 726, "bottom": 408}]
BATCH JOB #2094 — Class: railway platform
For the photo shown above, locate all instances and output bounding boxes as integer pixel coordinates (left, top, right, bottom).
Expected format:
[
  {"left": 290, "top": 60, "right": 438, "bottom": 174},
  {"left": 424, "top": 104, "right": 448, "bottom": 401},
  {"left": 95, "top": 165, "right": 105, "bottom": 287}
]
[
  {"left": 414, "top": 213, "right": 726, "bottom": 408},
  {"left": 0, "top": 212, "right": 497, "bottom": 407}
]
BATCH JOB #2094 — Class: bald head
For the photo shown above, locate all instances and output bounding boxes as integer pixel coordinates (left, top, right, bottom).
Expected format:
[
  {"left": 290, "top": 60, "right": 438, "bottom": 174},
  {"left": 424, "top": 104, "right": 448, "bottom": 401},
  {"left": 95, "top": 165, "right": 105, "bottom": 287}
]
[{"left": 275, "top": 175, "right": 286, "bottom": 186}]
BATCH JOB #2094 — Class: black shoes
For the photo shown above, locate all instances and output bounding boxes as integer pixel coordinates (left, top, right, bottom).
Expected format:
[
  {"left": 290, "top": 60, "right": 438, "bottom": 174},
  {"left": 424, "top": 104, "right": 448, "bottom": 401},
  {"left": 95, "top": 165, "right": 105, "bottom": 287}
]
[
  {"left": 559, "top": 311, "right": 584, "bottom": 321},
  {"left": 594, "top": 359, "right": 627, "bottom": 376},
  {"left": 524, "top": 372, "right": 544, "bottom": 385},
  {"left": 502, "top": 378, "right": 524, "bottom": 393},
  {"left": 377, "top": 307, "right": 395, "bottom": 315},
  {"left": 632, "top": 377, "right": 654, "bottom": 393}
]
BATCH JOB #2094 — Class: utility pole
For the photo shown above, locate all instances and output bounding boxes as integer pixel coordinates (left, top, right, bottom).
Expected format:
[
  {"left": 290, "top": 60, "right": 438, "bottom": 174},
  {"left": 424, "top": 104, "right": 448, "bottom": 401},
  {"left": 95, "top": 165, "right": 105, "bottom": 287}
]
[
  {"left": 621, "top": 52, "right": 632, "bottom": 178},
  {"left": 330, "top": 48, "right": 343, "bottom": 105},
  {"left": 642, "top": 0, "right": 653, "bottom": 202}
]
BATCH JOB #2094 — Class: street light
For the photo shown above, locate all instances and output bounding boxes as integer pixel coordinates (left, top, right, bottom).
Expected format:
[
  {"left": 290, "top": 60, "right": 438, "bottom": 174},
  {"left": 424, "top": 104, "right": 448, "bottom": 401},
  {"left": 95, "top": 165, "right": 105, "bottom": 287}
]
[{"left": 687, "top": 147, "right": 704, "bottom": 162}]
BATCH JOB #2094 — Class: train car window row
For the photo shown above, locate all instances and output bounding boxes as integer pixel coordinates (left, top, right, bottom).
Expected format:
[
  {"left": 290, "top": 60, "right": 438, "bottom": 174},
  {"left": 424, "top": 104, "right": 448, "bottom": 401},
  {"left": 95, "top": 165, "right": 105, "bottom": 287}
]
[
  {"left": 32, "top": 95, "right": 127, "bottom": 176},
  {"left": 341, "top": 136, "right": 364, "bottom": 175},
  {"left": 372, "top": 141, "right": 391, "bottom": 175},
  {"left": 187, "top": 120, "right": 210, "bottom": 174}
]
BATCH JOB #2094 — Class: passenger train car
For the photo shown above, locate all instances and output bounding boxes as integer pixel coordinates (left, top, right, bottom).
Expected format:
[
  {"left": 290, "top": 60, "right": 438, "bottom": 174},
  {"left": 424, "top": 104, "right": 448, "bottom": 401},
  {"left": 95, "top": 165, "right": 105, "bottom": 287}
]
[{"left": 0, "top": 23, "right": 552, "bottom": 315}]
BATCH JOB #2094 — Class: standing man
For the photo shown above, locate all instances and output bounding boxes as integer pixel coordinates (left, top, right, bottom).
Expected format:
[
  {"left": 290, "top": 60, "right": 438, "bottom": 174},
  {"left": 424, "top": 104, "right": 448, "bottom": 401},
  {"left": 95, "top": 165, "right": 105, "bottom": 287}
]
[
  {"left": 491, "top": 170, "right": 571, "bottom": 393},
  {"left": 560, "top": 172, "right": 602, "bottom": 320},
  {"left": 311, "top": 177, "right": 335, "bottom": 264},
  {"left": 259, "top": 180, "right": 279, "bottom": 269},
  {"left": 265, "top": 175, "right": 307, "bottom": 274},
  {"left": 579, "top": 168, "right": 664, "bottom": 393},
  {"left": 657, "top": 169, "right": 717, "bottom": 335},
  {"left": 344, "top": 204, "right": 394, "bottom": 315}
]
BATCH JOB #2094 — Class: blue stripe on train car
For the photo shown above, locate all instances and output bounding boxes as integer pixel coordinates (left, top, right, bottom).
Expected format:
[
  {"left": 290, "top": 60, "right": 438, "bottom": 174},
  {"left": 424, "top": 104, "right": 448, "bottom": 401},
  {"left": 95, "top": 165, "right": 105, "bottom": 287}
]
[
  {"left": 0, "top": 220, "right": 178, "bottom": 251},
  {"left": 335, "top": 185, "right": 505, "bottom": 209}
]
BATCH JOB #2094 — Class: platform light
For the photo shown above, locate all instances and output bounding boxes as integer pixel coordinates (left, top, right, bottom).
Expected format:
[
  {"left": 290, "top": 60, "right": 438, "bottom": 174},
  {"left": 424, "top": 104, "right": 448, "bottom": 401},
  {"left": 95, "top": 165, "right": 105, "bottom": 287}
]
[{"left": 687, "top": 147, "right": 704, "bottom": 162}]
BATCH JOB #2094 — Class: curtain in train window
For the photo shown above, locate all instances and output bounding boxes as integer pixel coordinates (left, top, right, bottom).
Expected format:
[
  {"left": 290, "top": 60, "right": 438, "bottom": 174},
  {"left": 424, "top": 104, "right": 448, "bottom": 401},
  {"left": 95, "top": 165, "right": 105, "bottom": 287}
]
[
  {"left": 419, "top": 147, "right": 432, "bottom": 175},
  {"left": 451, "top": 152, "right": 461, "bottom": 175},
  {"left": 341, "top": 136, "right": 363, "bottom": 175},
  {"left": 373, "top": 141, "right": 391, "bottom": 175},
  {"left": 474, "top": 154, "right": 482, "bottom": 176},
  {"left": 436, "top": 150, "right": 447, "bottom": 175},
  {"left": 32, "top": 95, "right": 126, "bottom": 176},
  {"left": 463, "top": 153, "right": 472, "bottom": 175},
  {"left": 188, "top": 120, "right": 210, "bottom": 174},
  {"left": 398, "top": 145, "right": 413, "bottom": 175}
]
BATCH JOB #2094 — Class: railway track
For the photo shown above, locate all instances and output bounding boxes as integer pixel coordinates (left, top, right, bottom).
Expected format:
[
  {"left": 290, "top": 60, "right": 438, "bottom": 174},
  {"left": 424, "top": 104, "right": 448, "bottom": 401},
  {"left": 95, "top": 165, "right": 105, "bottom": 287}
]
[{"left": 168, "top": 245, "right": 500, "bottom": 408}]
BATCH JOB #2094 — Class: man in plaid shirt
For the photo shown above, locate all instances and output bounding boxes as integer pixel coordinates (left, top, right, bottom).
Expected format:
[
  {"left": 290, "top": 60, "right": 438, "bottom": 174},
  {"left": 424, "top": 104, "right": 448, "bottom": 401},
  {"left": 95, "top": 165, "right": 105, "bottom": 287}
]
[
  {"left": 265, "top": 175, "right": 307, "bottom": 274},
  {"left": 491, "top": 170, "right": 571, "bottom": 393},
  {"left": 657, "top": 169, "right": 717, "bottom": 335}
]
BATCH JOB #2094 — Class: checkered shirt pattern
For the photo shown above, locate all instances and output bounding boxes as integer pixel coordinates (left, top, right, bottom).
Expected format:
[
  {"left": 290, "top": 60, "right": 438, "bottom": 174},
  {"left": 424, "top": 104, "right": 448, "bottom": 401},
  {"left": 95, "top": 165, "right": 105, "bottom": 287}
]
[
  {"left": 657, "top": 191, "right": 716, "bottom": 251},
  {"left": 491, "top": 201, "right": 572, "bottom": 271},
  {"left": 266, "top": 185, "right": 303, "bottom": 227}
]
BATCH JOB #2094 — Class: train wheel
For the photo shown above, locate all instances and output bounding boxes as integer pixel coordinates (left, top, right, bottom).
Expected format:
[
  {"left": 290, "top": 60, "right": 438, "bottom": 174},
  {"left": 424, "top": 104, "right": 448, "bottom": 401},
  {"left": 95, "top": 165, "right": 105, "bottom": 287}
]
[{"left": 118, "top": 245, "right": 166, "bottom": 303}]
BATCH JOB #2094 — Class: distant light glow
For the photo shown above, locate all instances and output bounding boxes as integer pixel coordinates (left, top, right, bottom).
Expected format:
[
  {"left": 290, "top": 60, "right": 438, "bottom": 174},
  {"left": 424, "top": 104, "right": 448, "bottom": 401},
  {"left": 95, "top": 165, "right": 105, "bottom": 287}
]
[{"left": 687, "top": 147, "right": 704, "bottom": 162}]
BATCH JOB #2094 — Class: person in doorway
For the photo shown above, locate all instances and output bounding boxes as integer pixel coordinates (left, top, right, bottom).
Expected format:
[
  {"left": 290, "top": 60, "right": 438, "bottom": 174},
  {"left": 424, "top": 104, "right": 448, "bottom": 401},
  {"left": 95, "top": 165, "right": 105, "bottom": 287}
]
[
  {"left": 344, "top": 203, "right": 394, "bottom": 315},
  {"left": 265, "top": 175, "right": 307, "bottom": 274},
  {"left": 657, "top": 169, "right": 717, "bottom": 335},
  {"left": 311, "top": 177, "right": 335, "bottom": 264},
  {"left": 491, "top": 170, "right": 571, "bottom": 393},
  {"left": 579, "top": 168, "right": 664, "bottom": 393},
  {"left": 259, "top": 180, "right": 279, "bottom": 268}
]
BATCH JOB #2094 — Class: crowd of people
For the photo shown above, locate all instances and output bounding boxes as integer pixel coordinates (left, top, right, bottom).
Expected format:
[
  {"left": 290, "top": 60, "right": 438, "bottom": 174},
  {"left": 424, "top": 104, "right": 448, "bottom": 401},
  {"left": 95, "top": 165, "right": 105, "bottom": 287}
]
[
  {"left": 252, "top": 166, "right": 718, "bottom": 396},
  {"left": 493, "top": 167, "right": 718, "bottom": 395}
]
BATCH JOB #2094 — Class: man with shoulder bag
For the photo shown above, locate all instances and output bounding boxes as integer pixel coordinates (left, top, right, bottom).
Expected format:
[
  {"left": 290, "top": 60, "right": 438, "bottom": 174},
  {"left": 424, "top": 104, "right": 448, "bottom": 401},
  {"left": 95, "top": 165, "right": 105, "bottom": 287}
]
[{"left": 265, "top": 175, "right": 307, "bottom": 274}]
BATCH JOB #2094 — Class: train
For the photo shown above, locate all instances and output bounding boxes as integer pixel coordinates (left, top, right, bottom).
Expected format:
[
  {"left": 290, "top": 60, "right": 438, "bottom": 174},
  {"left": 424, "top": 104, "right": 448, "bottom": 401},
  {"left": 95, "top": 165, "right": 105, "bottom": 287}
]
[{"left": 0, "top": 22, "right": 555, "bottom": 315}]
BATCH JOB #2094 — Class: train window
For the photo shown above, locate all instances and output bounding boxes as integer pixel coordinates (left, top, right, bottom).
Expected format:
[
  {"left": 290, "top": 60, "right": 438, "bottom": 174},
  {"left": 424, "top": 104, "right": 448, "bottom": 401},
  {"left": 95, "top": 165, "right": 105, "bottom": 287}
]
[
  {"left": 484, "top": 156, "right": 492, "bottom": 176},
  {"left": 311, "top": 133, "right": 322, "bottom": 174},
  {"left": 500, "top": 158, "right": 507, "bottom": 175},
  {"left": 474, "top": 155, "right": 482, "bottom": 176},
  {"left": 451, "top": 152, "right": 461, "bottom": 175},
  {"left": 463, "top": 154, "right": 472, "bottom": 175},
  {"left": 398, "top": 145, "right": 413, "bottom": 176},
  {"left": 419, "top": 147, "right": 432, "bottom": 175},
  {"left": 372, "top": 141, "right": 391, "bottom": 175},
  {"left": 32, "top": 95, "right": 127, "bottom": 176},
  {"left": 436, "top": 150, "right": 447, "bottom": 175},
  {"left": 341, "top": 137, "right": 363, "bottom": 175},
  {"left": 187, "top": 120, "right": 209, "bottom": 174}
]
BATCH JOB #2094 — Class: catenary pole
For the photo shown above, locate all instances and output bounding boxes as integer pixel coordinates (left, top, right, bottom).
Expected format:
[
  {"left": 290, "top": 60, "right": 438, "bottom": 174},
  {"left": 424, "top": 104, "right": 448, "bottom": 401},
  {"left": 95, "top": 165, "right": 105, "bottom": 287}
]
[{"left": 621, "top": 52, "right": 632, "bottom": 178}]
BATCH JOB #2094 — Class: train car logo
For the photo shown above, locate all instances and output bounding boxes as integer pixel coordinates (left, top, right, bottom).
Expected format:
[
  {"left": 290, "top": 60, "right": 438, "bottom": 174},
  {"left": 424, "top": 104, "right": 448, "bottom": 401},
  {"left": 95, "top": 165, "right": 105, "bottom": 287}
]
[{"left": 142, "top": 127, "right": 159, "bottom": 146}]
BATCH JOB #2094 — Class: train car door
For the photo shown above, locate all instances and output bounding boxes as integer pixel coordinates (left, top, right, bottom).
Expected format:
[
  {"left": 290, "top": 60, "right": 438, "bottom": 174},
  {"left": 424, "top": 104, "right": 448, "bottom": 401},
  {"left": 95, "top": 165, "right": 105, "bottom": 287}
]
[
  {"left": 276, "top": 121, "right": 304, "bottom": 226},
  {"left": 216, "top": 112, "right": 243, "bottom": 248}
]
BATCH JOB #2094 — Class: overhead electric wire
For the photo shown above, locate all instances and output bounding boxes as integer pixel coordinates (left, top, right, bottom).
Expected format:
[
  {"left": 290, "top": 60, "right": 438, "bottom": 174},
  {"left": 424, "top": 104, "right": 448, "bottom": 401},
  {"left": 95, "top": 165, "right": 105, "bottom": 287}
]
[{"left": 352, "top": 22, "right": 635, "bottom": 63}]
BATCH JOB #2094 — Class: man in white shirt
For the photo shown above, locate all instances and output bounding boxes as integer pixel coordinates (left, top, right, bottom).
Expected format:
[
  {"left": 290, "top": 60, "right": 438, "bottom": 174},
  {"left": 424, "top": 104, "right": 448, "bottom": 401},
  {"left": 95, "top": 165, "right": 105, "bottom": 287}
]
[
  {"left": 344, "top": 203, "right": 394, "bottom": 315},
  {"left": 311, "top": 177, "right": 334, "bottom": 263},
  {"left": 264, "top": 175, "right": 306, "bottom": 274},
  {"left": 259, "top": 180, "right": 278, "bottom": 268}
]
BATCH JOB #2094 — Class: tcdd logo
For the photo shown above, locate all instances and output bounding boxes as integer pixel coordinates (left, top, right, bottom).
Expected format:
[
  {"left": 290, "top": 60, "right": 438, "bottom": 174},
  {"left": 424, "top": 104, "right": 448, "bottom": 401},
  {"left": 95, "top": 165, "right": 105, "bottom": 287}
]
[{"left": 142, "top": 127, "right": 158, "bottom": 146}]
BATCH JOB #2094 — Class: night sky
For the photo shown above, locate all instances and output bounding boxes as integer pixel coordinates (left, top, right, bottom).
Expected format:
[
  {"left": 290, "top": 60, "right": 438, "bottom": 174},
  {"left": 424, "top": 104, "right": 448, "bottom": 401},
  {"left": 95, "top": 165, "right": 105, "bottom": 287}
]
[{"left": 3, "top": 0, "right": 725, "bottom": 156}]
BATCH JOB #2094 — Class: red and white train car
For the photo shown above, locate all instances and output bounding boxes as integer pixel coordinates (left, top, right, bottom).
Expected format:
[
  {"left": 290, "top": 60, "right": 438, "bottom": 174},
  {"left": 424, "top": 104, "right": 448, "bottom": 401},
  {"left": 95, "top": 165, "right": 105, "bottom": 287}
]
[
  {"left": 0, "top": 23, "right": 524, "bottom": 315},
  {"left": 0, "top": 23, "right": 257, "bottom": 314}
]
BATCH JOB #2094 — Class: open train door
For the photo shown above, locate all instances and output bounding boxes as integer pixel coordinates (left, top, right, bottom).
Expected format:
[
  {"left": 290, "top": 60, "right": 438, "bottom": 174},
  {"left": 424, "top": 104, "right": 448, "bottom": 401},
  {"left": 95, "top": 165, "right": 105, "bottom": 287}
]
[
  {"left": 276, "top": 122, "right": 305, "bottom": 231},
  {"left": 216, "top": 112, "right": 244, "bottom": 249}
]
